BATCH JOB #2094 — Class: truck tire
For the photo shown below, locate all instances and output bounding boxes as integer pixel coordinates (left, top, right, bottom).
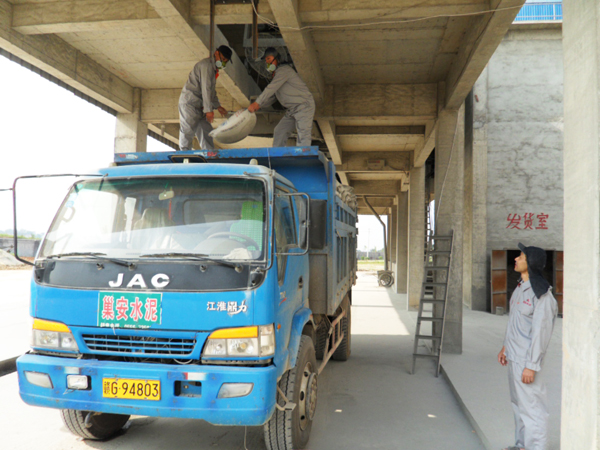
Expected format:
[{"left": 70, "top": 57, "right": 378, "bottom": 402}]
[
  {"left": 332, "top": 297, "right": 351, "bottom": 361},
  {"left": 60, "top": 409, "right": 130, "bottom": 440},
  {"left": 314, "top": 324, "right": 328, "bottom": 360},
  {"left": 264, "top": 336, "right": 318, "bottom": 450}
]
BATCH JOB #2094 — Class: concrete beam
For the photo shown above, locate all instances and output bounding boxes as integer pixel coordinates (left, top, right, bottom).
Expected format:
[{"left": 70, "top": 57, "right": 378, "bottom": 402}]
[
  {"left": 336, "top": 152, "right": 411, "bottom": 173},
  {"left": 141, "top": 88, "right": 241, "bottom": 123},
  {"left": 300, "top": 2, "right": 490, "bottom": 24},
  {"left": 357, "top": 197, "right": 395, "bottom": 208},
  {"left": 352, "top": 180, "right": 400, "bottom": 196},
  {"left": 445, "top": 0, "right": 525, "bottom": 109},
  {"left": 266, "top": 0, "right": 325, "bottom": 103},
  {"left": 191, "top": 1, "right": 275, "bottom": 24},
  {"left": 319, "top": 84, "right": 437, "bottom": 122},
  {"left": 357, "top": 206, "right": 389, "bottom": 216},
  {"left": 413, "top": 120, "right": 437, "bottom": 167},
  {"left": 11, "top": 0, "right": 162, "bottom": 35},
  {"left": 12, "top": 1, "right": 274, "bottom": 35},
  {"left": 148, "top": 123, "right": 179, "bottom": 144},
  {"left": 146, "top": 0, "right": 259, "bottom": 108},
  {"left": 317, "top": 119, "right": 342, "bottom": 164},
  {"left": 337, "top": 126, "right": 425, "bottom": 136},
  {"left": 0, "top": 0, "right": 134, "bottom": 113}
]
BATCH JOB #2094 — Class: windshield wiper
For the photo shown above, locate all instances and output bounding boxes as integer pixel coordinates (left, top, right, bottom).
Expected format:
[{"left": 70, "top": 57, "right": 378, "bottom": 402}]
[
  {"left": 45, "top": 252, "right": 135, "bottom": 269},
  {"left": 140, "top": 252, "right": 242, "bottom": 271}
]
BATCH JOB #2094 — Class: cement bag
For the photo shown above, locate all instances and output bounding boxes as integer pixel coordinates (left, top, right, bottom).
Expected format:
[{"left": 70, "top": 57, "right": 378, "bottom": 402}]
[{"left": 209, "top": 109, "right": 257, "bottom": 144}]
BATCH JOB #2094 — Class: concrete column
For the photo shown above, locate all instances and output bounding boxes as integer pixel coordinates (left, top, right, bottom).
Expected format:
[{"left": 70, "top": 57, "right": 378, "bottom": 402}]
[
  {"left": 408, "top": 166, "right": 425, "bottom": 309},
  {"left": 115, "top": 88, "right": 147, "bottom": 153},
  {"left": 471, "top": 70, "right": 489, "bottom": 311},
  {"left": 561, "top": 1, "right": 600, "bottom": 447},
  {"left": 390, "top": 206, "right": 397, "bottom": 267},
  {"left": 463, "top": 90, "right": 488, "bottom": 311},
  {"left": 396, "top": 192, "right": 409, "bottom": 294},
  {"left": 434, "top": 104, "right": 465, "bottom": 354}
]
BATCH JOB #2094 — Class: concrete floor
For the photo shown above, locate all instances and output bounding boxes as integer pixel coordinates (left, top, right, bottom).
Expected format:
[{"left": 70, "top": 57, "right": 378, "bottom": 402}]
[{"left": 0, "top": 270, "right": 484, "bottom": 450}]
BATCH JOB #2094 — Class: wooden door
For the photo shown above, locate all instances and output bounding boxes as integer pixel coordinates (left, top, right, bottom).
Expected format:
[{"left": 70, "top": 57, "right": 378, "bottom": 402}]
[
  {"left": 491, "top": 250, "right": 508, "bottom": 313},
  {"left": 554, "top": 251, "right": 563, "bottom": 315}
]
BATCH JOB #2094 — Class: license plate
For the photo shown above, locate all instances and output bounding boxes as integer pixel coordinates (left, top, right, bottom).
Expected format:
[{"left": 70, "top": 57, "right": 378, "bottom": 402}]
[{"left": 102, "top": 378, "right": 161, "bottom": 401}]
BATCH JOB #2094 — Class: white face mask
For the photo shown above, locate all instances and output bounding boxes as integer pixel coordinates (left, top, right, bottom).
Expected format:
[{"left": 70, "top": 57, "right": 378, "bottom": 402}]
[
  {"left": 216, "top": 60, "right": 227, "bottom": 69},
  {"left": 266, "top": 63, "right": 277, "bottom": 73}
]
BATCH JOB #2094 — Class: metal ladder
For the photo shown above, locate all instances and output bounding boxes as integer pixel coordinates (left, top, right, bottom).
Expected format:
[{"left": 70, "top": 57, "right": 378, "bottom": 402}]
[{"left": 411, "top": 231, "right": 454, "bottom": 377}]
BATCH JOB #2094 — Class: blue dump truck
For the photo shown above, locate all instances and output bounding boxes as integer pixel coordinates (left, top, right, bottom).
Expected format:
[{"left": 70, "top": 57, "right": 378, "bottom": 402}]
[{"left": 15, "top": 146, "right": 357, "bottom": 450}]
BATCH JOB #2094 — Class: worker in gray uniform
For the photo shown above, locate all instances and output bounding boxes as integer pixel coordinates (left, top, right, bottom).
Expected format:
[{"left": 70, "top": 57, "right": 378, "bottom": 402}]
[
  {"left": 248, "top": 47, "right": 315, "bottom": 147},
  {"left": 178, "top": 45, "right": 232, "bottom": 150},
  {"left": 498, "top": 243, "right": 558, "bottom": 450}
]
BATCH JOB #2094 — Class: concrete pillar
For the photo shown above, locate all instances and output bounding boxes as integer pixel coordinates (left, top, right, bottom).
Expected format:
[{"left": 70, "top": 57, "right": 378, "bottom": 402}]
[
  {"left": 390, "top": 206, "right": 397, "bottom": 267},
  {"left": 115, "top": 88, "right": 147, "bottom": 153},
  {"left": 408, "top": 165, "right": 425, "bottom": 309},
  {"left": 396, "top": 192, "right": 409, "bottom": 294},
  {"left": 434, "top": 104, "right": 465, "bottom": 354},
  {"left": 561, "top": 2, "right": 600, "bottom": 447},
  {"left": 472, "top": 71, "right": 489, "bottom": 311},
  {"left": 463, "top": 90, "right": 488, "bottom": 311}
]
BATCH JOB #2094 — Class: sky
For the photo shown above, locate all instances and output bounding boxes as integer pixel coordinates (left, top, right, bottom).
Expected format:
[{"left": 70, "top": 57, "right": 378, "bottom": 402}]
[{"left": 0, "top": 55, "right": 386, "bottom": 250}]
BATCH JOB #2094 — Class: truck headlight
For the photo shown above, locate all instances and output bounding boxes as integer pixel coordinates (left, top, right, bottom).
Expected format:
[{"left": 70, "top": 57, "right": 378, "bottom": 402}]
[
  {"left": 203, "top": 325, "right": 275, "bottom": 358},
  {"left": 32, "top": 319, "right": 79, "bottom": 353}
]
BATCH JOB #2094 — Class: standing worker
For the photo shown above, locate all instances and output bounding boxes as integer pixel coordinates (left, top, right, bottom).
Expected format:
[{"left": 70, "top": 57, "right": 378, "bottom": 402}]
[
  {"left": 178, "top": 45, "right": 232, "bottom": 150},
  {"left": 498, "top": 243, "right": 558, "bottom": 450},
  {"left": 248, "top": 47, "right": 315, "bottom": 147}
]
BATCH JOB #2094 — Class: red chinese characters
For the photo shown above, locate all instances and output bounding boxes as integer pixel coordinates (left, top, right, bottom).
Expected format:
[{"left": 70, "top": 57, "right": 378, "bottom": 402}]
[
  {"left": 144, "top": 298, "right": 158, "bottom": 322},
  {"left": 506, "top": 212, "right": 550, "bottom": 230},
  {"left": 506, "top": 214, "right": 522, "bottom": 230},
  {"left": 101, "top": 295, "right": 115, "bottom": 320},
  {"left": 115, "top": 296, "right": 129, "bottom": 320},
  {"left": 536, "top": 213, "right": 549, "bottom": 230},
  {"left": 130, "top": 297, "right": 143, "bottom": 322}
]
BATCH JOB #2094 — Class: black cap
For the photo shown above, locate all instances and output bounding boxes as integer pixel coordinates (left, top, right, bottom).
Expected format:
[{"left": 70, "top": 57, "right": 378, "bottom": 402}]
[
  {"left": 517, "top": 243, "right": 546, "bottom": 272},
  {"left": 517, "top": 242, "right": 550, "bottom": 298},
  {"left": 216, "top": 45, "right": 233, "bottom": 63},
  {"left": 261, "top": 47, "right": 280, "bottom": 61}
]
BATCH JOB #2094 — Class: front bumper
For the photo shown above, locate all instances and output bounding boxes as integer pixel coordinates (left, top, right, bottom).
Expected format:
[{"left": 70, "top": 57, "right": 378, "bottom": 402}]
[{"left": 17, "top": 353, "right": 277, "bottom": 425}]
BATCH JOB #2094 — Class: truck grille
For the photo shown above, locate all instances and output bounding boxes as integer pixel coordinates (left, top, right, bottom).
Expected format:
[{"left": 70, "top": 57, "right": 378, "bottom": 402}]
[{"left": 82, "top": 334, "right": 196, "bottom": 356}]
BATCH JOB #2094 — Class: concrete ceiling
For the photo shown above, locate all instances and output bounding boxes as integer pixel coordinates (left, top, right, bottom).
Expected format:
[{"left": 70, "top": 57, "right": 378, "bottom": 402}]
[{"left": 0, "top": 0, "right": 524, "bottom": 209}]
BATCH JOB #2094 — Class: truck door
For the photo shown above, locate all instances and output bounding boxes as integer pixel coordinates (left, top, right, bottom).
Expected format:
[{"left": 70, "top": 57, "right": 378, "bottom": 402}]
[{"left": 274, "top": 190, "right": 306, "bottom": 350}]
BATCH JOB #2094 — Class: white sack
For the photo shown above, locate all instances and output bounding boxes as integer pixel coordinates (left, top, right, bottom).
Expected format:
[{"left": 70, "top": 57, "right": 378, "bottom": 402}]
[{"left": 209, "top": 109, "right": 257, "bottom": 144}]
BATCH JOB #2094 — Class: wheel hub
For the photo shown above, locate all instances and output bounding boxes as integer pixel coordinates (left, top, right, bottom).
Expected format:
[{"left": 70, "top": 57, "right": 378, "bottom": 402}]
[{"left": 298, "top": 362, "right": 317, "bottom": 431}]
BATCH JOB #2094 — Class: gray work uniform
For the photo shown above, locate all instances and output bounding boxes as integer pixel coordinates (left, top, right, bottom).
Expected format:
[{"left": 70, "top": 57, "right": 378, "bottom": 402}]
[
  {"left": 255, "top": 65, "right": 315, "bottom": 147},
  {"left": 178, "top": 57, "right": 220, "bottom": 150},
  {"left": 504, "top": 280, "right": 558, "bottom": 450}
]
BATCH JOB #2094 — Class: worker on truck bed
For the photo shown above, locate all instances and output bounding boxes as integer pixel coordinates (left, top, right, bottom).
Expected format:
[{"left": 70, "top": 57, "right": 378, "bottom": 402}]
[
  {"left": 248, "top": 47, "right": 315, "bottom": 147},
  {"left": 178, "top": 45, "right": 232, "bottom": 150}
]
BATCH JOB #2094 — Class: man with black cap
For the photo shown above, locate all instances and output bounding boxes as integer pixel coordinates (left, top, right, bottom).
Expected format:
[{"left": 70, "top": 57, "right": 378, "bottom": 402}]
[
  {"left": 498, "top": 243, "right": 558, "bottom": 450},
  {"left": 178, "top": 45, "right": 233, "bottom": 150},
  {"left": 247, "top": 47, "right": 315, "bottom": 147}
]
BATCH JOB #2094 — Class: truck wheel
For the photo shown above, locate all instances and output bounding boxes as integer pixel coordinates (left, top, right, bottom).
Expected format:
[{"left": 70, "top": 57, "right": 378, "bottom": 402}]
[
  {"left": 60, "top": 409, "right": 130, "bottom": 440},
  {"left": 264, "top": 336, "right": 317, "bottom": 450},
  {"left": 332, "top": 297, "right": 351, "bottom": 361},
  {"left": 314, "top": 324, "right": 328, "bottom": 360}
]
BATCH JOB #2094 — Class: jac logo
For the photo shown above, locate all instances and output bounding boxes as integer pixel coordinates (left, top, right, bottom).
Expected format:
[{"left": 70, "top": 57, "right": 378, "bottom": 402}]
[{"left": 108, "top": 273, "right": 170, "bottom": 289}]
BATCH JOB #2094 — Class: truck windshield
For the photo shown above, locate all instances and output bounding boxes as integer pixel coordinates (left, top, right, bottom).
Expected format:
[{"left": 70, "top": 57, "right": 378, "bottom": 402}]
[{"left": 39, "top": 177, "right": 266, "bottom": 262}]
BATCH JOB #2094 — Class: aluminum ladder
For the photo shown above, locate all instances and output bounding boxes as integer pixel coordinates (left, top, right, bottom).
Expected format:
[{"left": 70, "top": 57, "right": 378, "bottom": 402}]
[{"left": 411, "top": 231, "right": 454, "bottom": 377}]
